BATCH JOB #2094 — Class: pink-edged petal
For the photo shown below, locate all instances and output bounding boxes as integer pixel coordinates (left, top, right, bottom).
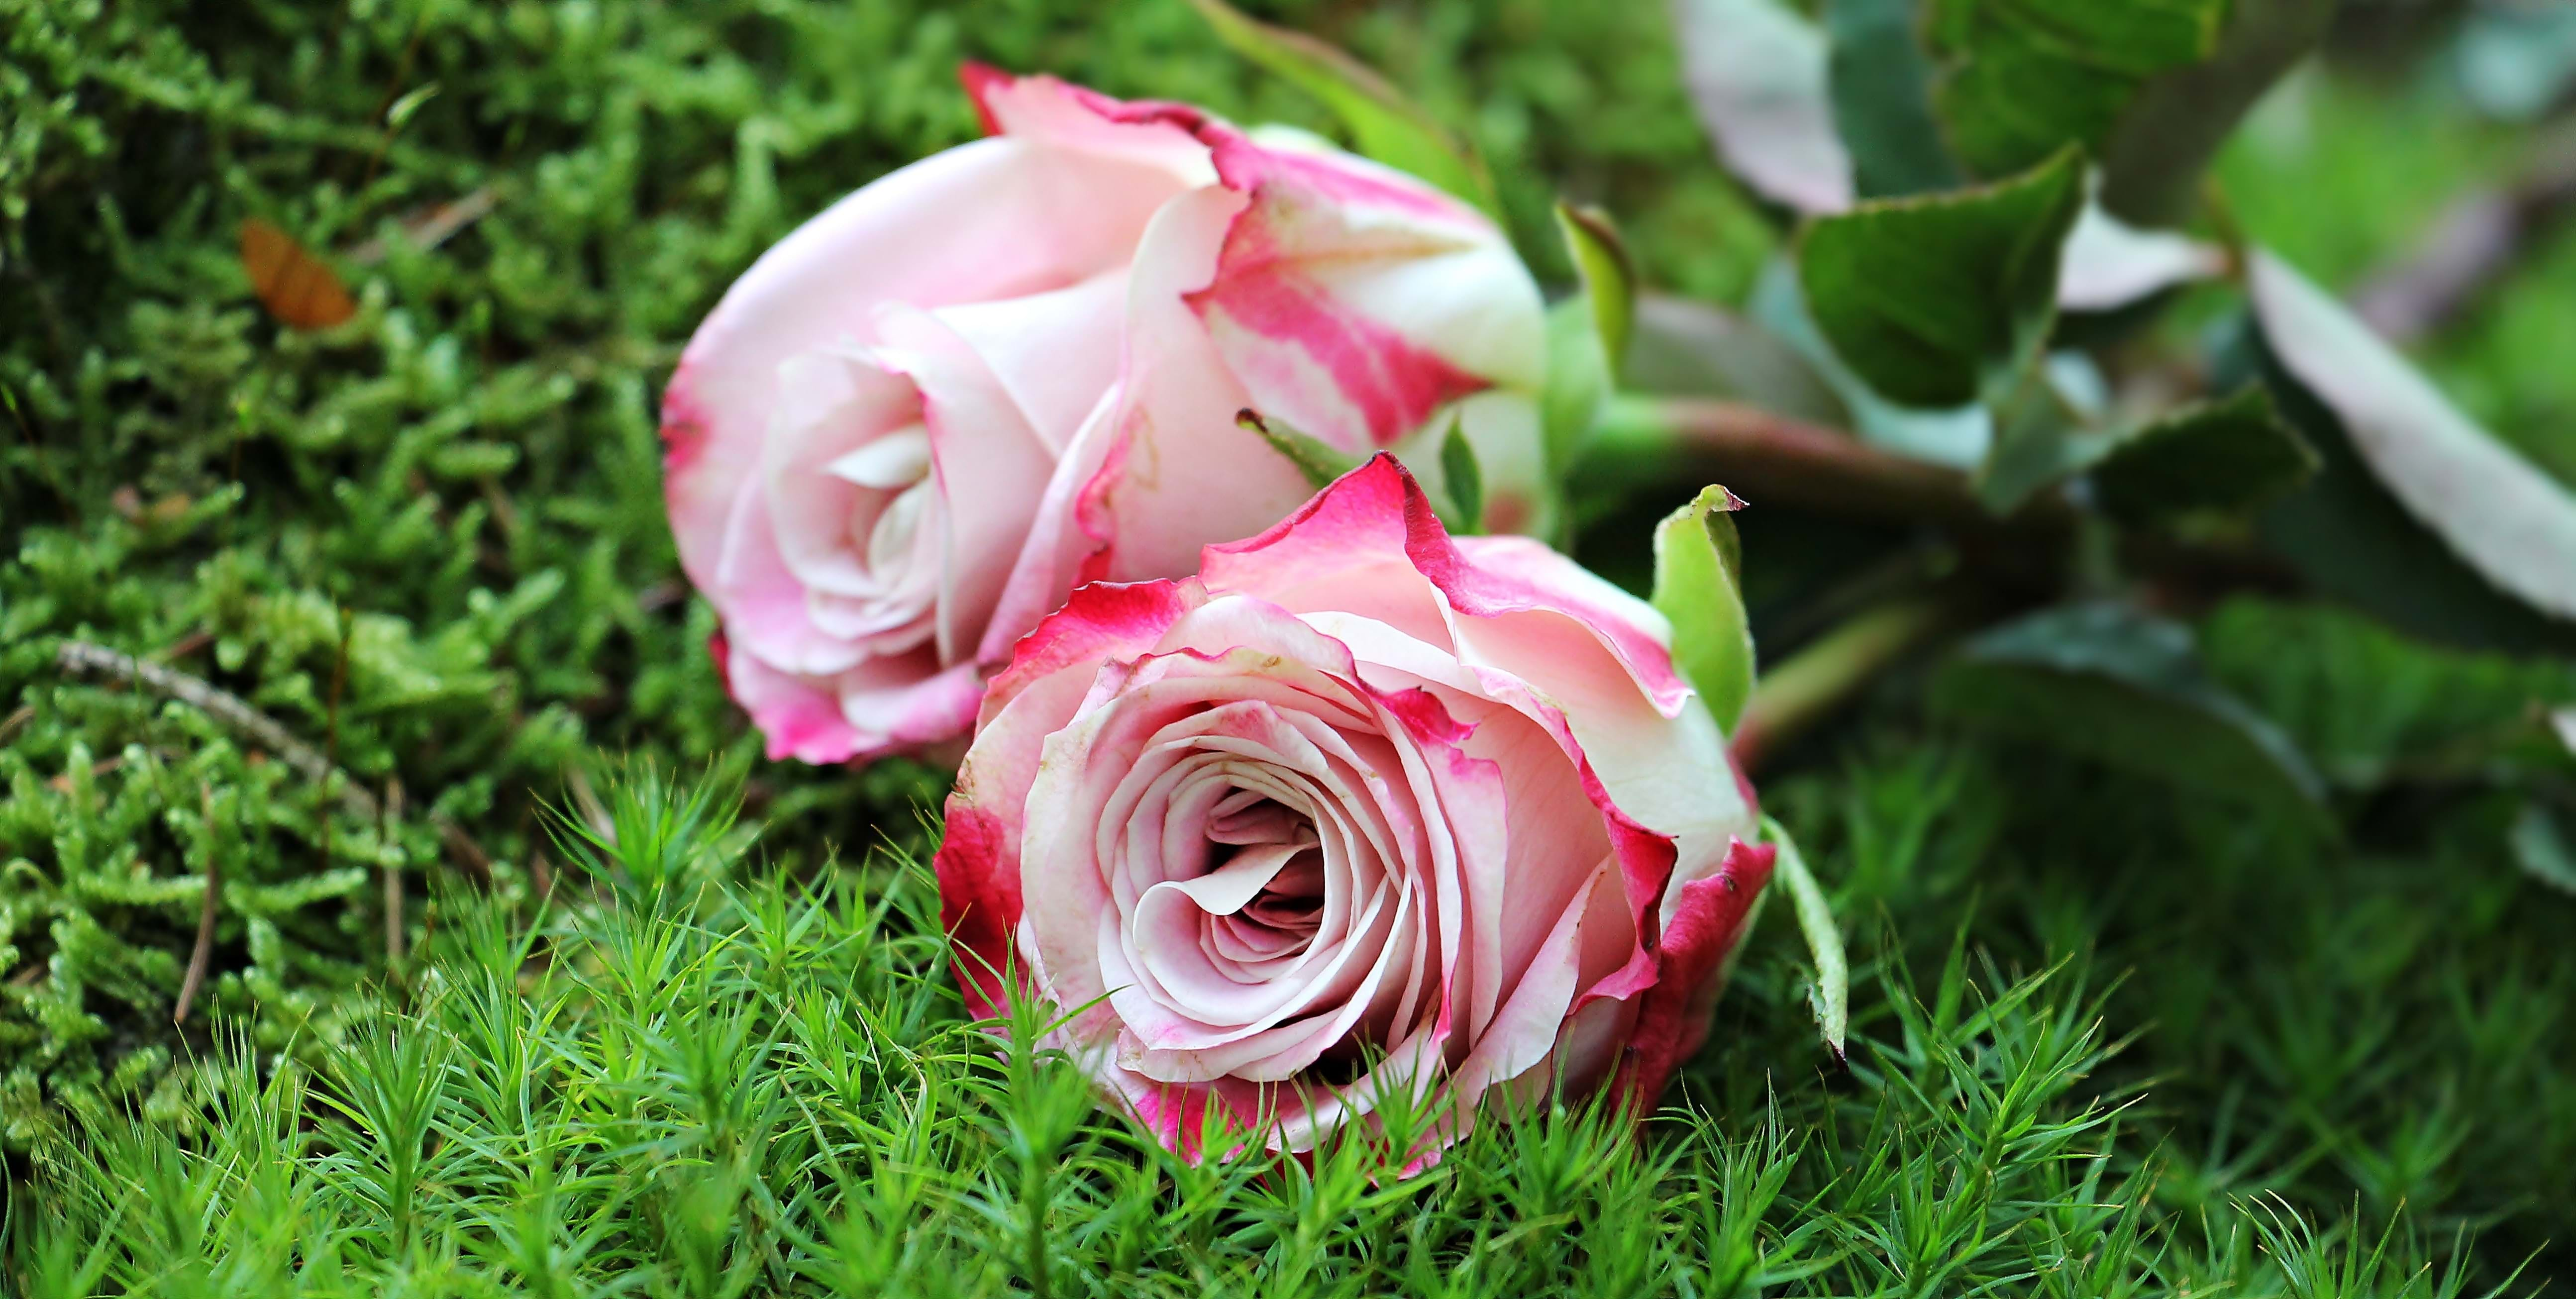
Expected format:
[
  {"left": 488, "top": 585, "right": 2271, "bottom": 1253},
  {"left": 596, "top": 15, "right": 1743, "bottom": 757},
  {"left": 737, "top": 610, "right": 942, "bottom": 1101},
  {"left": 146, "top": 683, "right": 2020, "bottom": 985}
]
[
  {"left": 1440, "top": 532, "right": 1692, "bottom": 718},
  {"left": 836, "top": 656, "right": 986, "bottom": 756},
  {"left": 1074, "top": 184, "right": 1321, "bottom": 583},
  {"left": 961, "top": 65, "right": 1218, "bottom": 187},
  {"left": 1186, "top": 127, "right": 1543, "bottom": 452},
  {"left": 936, "top": 797, "right": 1024, "bottom": 1019},
  {"left": 1614, "top": 837, "right": 1776, "bottom": 1113},
  {"left": 1197, "top": 454, "right": 1456, "bottom": 649}
]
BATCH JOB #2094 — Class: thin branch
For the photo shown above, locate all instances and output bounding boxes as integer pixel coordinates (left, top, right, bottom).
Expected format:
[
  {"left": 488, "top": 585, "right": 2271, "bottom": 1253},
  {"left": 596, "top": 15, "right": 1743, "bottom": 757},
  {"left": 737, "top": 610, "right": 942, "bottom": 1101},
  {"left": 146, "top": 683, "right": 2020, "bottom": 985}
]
[
  {"left": 58, "top": 640, "right": 376, "bottom": 817},
  {"left": 175, "top": 784, "right": 222, "bottom": 1025},
  {"left": 55, "top": 640, "right": 495, "bottom": 888},
  {"left": 383, "top": 779, "right": 407, "bottom": 969}
]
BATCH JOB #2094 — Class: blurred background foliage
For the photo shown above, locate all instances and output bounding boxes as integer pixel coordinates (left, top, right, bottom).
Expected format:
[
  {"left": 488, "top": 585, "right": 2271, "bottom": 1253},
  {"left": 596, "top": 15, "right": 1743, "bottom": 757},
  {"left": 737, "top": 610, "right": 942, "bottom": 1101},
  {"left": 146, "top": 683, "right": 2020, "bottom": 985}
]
[{"left": 2, "top": 0, "right": 2574, "bottom": 1292}]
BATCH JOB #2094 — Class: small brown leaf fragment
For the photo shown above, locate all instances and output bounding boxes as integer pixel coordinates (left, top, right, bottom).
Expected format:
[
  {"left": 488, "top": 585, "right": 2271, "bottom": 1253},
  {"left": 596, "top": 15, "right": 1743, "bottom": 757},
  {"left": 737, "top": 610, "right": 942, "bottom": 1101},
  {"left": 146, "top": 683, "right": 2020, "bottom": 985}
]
[{"left": 240, "top": 216, "right": 358, "bottom": 330}]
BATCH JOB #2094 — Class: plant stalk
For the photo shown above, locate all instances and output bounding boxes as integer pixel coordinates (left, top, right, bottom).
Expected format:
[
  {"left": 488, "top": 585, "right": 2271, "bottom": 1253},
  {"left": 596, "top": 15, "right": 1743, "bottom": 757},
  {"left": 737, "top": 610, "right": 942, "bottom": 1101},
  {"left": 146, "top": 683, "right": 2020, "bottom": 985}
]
[
  {"left": 1731, "top": 593, "right": 1965, "bottom": 772},
  {"left": 2099, "top": 0, "right": 2343, "bottom": 228},
  {"left": 1592, "top": 396, "right": 2070, "bottom": 537}
]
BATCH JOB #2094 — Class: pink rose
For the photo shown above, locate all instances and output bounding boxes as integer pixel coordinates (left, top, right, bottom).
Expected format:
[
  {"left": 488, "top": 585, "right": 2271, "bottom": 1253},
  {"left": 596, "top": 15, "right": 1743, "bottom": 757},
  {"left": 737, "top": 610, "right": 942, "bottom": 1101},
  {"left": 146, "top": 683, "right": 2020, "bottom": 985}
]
[
  {"left": 935, "top": 457, "right": 1771, "bottom": 1162},
  {"left": 662, "top": 70, "right": 1549, "bottom": 763}
]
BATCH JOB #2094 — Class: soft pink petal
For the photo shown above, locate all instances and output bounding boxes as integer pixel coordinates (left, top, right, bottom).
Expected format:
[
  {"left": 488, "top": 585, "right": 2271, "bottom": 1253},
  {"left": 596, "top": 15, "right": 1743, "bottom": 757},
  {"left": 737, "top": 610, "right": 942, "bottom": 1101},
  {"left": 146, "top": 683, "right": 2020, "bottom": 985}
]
[
  {"left": 871, "top": 303, "right": 1059, "bottom": 663},
  {"left": 664, "top": 132, "right": 1196, "bottom": 599}
]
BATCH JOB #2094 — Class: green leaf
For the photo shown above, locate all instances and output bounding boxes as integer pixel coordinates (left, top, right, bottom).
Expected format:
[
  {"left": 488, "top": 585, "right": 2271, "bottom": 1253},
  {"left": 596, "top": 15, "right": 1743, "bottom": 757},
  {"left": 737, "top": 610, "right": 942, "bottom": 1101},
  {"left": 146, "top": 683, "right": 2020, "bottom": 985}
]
[
  {"left": 1438, "top": 415, "right": 1483, "bottom": 537},
  {"left": 2249, "top": 251, "right": 2576, "bottom": 626},
  {"left": 1981, "top": 385, "right": 2315, "bottom": 521},
  {"left": 1762, "top": 815, "right": 1848, "bottom": 1063},
  {"left": 1824, "top": 0, "right": 1964, "bottom": 199},
  {"left": 1185, "top": 0, "right": 1496, "bottom": 213},
  {"left": 1651, "top": 486, "right": 1755, "bottom": 733},
  {"left": 1797, "top": 147, "right": 2085, "bottom": 410},
  {"left": 2090, "top": 388, "right": 2317, "bottom": 526},
  {"left": 1751, "top": 258, "right": 1992, "bottom": 467},
  {"left": 2200, "top": 598, "right": 2576, "bottom": 790},
  {"left": 1554, "top": 203, "right": 1636, "bottom": 385},
  {"left": 1237, "top": 408, "right": 1361, "bottom": 492},
  {"left": 1672, "top": 0, "right": 1855, "bottom": 212},
  {"left": 1927, "top": 0, "right": 2226, "bottom": 178},
  {"left": 1932, "top": 602, "right": 2330, "bottom": 826}
]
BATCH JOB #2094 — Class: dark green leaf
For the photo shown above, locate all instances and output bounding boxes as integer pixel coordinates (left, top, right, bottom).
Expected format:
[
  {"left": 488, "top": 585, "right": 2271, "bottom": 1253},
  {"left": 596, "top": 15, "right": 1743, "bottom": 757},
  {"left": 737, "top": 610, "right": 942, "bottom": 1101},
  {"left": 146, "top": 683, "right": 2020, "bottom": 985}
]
[
  {"left": 2201, "top": 598, "right": 2576, "bottom": 790},
  {"left": 1185, "top": 0, "right": 1496, "bottom": 212},
  {"left": 1651, "top": 485, "right": 1755, "bottom": 733},
  {"left": 2089, "top": 388, "right": 2318, "bottom": 526},
  {"left": 1439, "top": 415, "right": 1484, "bottom": 536},
  {"left": 1237, "top": 408, "right": 1361, "bottom": 492},
  {"left": 1751, "top": 259, "right": 1992, "bottom": 466},
  {"left": 1824, "top": 0, "right": 1964, "bottom": 198},
  {"left": 1797, "top": 147, "right": 2085, "bottom": 409},
  {"left": 1927, "top": 0, "right": 2226, "bottom": 178},
  {"left": 1932, "top": 602, "right": 2329, "bottom": 825}
]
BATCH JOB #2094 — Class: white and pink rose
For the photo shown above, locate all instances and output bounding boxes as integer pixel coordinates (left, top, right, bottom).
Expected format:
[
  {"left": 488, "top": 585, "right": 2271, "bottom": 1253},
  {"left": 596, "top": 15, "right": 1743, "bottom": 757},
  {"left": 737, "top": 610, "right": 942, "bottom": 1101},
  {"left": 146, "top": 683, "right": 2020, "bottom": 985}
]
[
  {"left": 934, "top": 458, "right": 1771, "bottom": 1161},
  {"left": 662, "top": 70, "right": 1550, "bottom": 764}
]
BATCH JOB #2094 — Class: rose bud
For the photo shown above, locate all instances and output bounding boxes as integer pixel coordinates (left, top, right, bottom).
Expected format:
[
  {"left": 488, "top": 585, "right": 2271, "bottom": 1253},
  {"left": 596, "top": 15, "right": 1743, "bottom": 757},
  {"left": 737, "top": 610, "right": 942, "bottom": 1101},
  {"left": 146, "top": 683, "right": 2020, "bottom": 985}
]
[
  {"left": 662, "top": 70, "right": 1549, "bottom": 764},
  {"left": 935, "top": 457, "right": 1772, "bottom": 1164}
]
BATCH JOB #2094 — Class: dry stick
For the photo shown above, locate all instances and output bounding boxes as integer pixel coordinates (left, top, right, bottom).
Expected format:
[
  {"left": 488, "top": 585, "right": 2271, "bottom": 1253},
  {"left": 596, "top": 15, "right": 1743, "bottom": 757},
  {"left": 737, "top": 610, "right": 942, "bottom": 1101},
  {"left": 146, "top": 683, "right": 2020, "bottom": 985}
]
[
  {"left": 175, "top": 783, "right": 222, "bottom": 1025},
  {"left": 383, "top": 778, "right": 407, "bottom": 969},
  {"left": 2353, "top": 120, "right": 2576, "bottom": 346},
  {"left": 53, "top": 641, "right": 494, "bottom": 887}
]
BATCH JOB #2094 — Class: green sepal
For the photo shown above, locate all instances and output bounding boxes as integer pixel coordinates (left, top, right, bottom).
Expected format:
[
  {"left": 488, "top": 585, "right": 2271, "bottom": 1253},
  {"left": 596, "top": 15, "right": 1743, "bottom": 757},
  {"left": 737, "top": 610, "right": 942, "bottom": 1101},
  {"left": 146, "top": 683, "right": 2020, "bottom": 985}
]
[{"left": 1651, "top": 485, "right": 1756, "bottom": 734}]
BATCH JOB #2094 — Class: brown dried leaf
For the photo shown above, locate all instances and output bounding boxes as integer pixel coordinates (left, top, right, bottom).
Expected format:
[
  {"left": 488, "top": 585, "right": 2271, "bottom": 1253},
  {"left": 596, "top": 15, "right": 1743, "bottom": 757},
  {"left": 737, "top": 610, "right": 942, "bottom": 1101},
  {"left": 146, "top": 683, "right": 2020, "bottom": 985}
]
[{"left": 240, "top": 216, "right": 357, "bottom": 329}]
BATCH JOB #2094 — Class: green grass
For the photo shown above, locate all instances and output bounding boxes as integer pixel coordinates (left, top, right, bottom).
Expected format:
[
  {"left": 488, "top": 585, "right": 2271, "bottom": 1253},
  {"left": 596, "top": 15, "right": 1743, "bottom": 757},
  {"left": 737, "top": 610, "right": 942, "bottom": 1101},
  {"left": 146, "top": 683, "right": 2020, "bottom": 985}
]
[
  {"left": 2, "top": 763, "right": 2546, "bottom": 1296},
  {"left": 5, "top": 0, "right": 2576, "bottom": 1293}
]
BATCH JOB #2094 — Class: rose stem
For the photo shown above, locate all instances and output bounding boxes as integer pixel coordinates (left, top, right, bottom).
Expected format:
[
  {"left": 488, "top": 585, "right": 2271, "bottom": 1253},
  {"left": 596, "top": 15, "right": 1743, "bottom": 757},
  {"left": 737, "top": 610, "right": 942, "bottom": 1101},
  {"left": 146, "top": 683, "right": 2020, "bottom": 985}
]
[
  {"left": 1730, "top": 593, "right": 1966, "bottom": 773},
  {"left": 1590, "top": 395, "right": 2073, "bottom": 538}
]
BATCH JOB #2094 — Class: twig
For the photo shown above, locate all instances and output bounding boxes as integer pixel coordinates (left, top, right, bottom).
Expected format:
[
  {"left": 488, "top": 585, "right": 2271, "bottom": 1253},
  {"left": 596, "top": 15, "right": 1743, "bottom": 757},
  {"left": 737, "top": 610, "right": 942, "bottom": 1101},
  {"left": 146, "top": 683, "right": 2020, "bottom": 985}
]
[
  {"left": 57, "top": 640, "right": 376, "bottom": 817},
  {"left": 321, "top": 606, "right": 352, "bottom": 866},
  {"left": 53, "top": 640, "right": 495, "bottom": 888},
  {"left": 346, "top": 187, "right": 498, "bottom": 265},
  {"left": 0, "top": 705, "right": 32, "bottom": 747},
  {"left": 175, "top": 784, "right": 222, "bottom": 1025},
  {"left": 383, "top": 779, "right": 407, "bottom": 969},
  {"left": 2353, "top": 121, "right": 2576, "bottom": 345}
]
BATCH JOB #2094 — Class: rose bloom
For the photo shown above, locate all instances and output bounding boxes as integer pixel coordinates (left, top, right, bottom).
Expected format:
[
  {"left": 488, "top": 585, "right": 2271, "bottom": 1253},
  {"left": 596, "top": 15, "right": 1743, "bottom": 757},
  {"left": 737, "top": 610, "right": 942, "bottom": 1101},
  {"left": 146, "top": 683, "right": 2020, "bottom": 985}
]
[
  {"left": 935, "top": 458, "right": 1772, "bottom": 1161},
  {"left": 662, "top": 69, "right": 1548, "bottom": 764}
]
